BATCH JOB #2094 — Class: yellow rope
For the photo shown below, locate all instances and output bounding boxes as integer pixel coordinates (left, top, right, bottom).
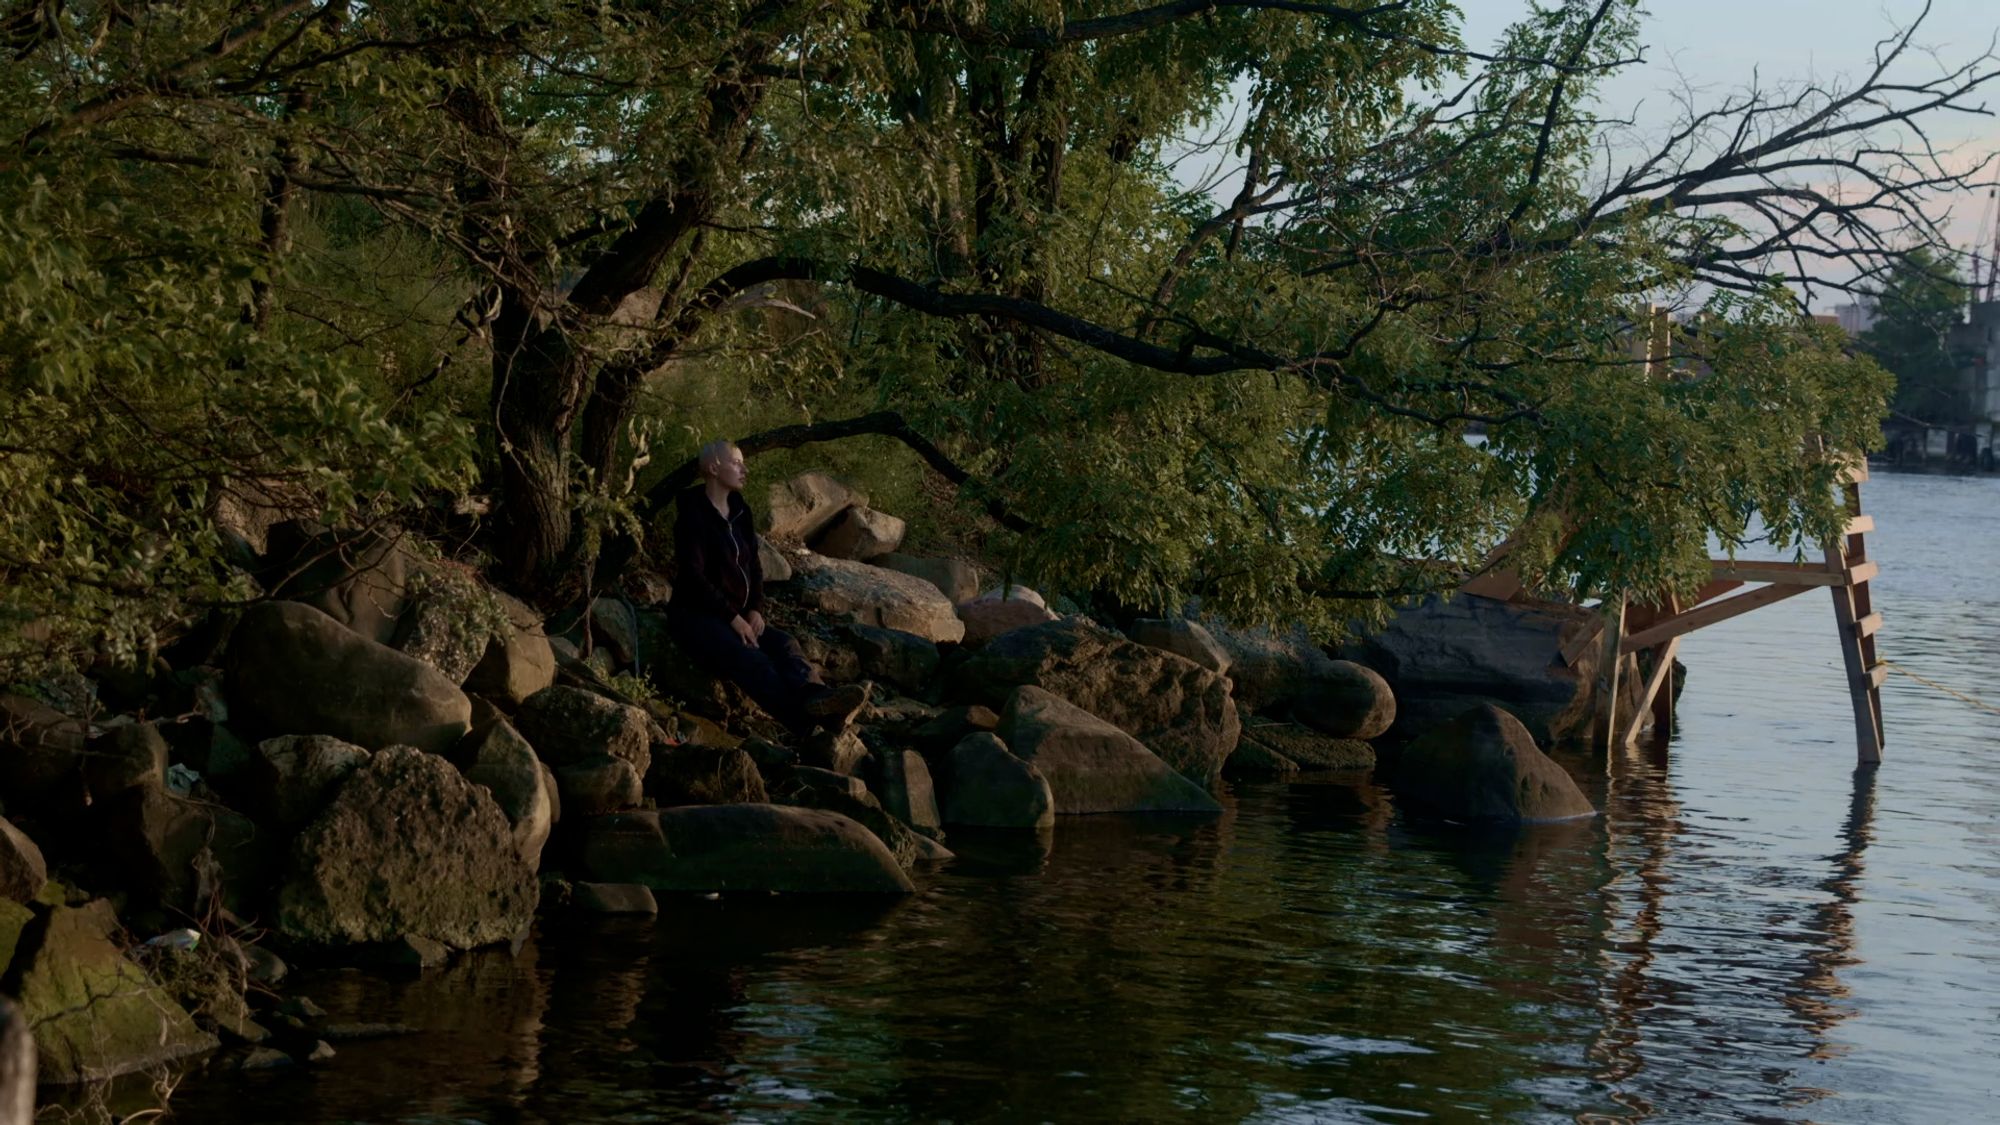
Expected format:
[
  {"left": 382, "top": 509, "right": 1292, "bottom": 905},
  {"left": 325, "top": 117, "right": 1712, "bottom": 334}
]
[{"left": 1878, "top": 659, "right": 2000, "bottom": 718}]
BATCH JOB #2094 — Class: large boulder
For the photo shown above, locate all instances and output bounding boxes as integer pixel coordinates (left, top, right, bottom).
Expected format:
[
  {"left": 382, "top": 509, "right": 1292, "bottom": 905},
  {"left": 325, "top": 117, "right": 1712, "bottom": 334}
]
[
  {"left": 462, "top": 592, "right": 557, "bottom": 708},
  {"left": 870, "top": 554, "right": 981, "bottom": 604},
  {"left": 393, "top": 571, "right": 503, "bottom": 685},
  {"left": 0, "top": 818, "right": 46, "bottom": 903},
  {"left": 764, "top": 472, "right": 865, "bottom": 543},
  {"left": 1205, "top": 620, "right": 1336, "bottom": 713},
  {"left": 0, "top": 692, "right": 88, "bottom": 811},
  {"left": 950, "top": 618, "right": 1240, "bottom": 786},
  {"left": 81, "top": 721, "right": 169, "bottom": 801},
  {"left": 645, "top": 742, "right": 768, "bottom": 806},
  {"left": 248, "top": 735, "right": 370, "bottom": 833},
  {"left": 1338, "top": 594, "right": 1620, "bottom": 744},
  {"left": 226, "top": 600, "right": 473, "bottom": 756},
  {"left": 812, "top": 506, "right": 906, "bottom": 560},
  {"left": 758, "top": 536, "right": 795, "bottom": 583},
  {"left": 1294, "top": 660, "right": 1396, "bottom": 740},
  {"left": 955, "top": 591, "right": 1057, "bottom": 646},
  {"left": 458, "top": 721, "right": 556, "bottom": 869},
  {"left": 1391, "top": 704, "right": 1594, "bottom": 823},
  {"left": 1129, "top": 617, "right": 1231, "bottom": 677},
  {"left": 514, "top": 686, "right": 652, "bottom": 776},
  {"left": 278, "top": 746, "right": 538, "bottom": 949},
  {"left": 789, "top": 554, "right": 965, "bottom": 643},
  {"left": 875, "top": 749, "right": 940, "bottom": 831},
  {"left": 553, "top": 755, "right": 644, "bottom": 817},
  {"left": 580, "top": 806, "right": 913, "bottom": 894},
  {"left": 772, "top": 776, "right": 936, "bottom": 870},
  {"left": 11, "top": 900, "right": 217, "bottom": 1083},
  {"left": 1238, "top": 722, "right": 1375, "bottom": 772},
  {"left": 92, "top": 783, "right": 273, "bottom": 917},
  {"left": 266, "top": 524, "right": 413, "bottom": 645},
  {"left": 839, "top": 623, "right": 940, "bottom": 696},
  {"left": 995, "top": 687, "right": 1222, "bottom": 814},
  {"left": 939, "top": 733, "right": 1054, "bottom": 830}
]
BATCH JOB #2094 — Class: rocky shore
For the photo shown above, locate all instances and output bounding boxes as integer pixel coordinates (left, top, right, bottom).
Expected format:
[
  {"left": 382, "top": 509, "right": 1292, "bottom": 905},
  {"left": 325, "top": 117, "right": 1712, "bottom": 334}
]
[{"left": 0, "top": 471, "right": 1650, "bottom": 1111}]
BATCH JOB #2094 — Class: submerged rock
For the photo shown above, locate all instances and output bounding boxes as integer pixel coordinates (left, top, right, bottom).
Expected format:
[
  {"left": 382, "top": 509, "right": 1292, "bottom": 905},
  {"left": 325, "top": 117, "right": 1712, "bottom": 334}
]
[
  {"left": 1237, "top": 722, "right": 1375, "bottom": 772},
  {"left": 1391, "top": 703, "right": 1594, "bottom": 824},
  {"left": 582, "top": 805, "right": 913, "bottom": 894},
  {"left": 939, "top": 733, "right": 1055, "bottom": 830},
  {"left": 995, "top": 687, "right": 1222, "bottom": 815}
]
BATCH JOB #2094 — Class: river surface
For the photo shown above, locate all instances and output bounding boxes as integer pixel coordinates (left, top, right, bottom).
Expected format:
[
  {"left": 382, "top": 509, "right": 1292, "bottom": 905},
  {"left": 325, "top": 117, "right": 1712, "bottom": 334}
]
[{"left": 167, "top": 470, "right": 2000, "bottom": 1123}]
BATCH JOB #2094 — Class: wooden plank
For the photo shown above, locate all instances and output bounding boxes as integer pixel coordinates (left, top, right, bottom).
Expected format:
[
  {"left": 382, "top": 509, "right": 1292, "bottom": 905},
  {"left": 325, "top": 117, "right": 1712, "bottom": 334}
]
[
  {"left": 1619, "top": 582, "right": 1815, "bottom": 652},
  {"left": 1839, "top": 459, "right": 1870, "bottom": 483},
  {"left": 1621, "top": 637, "right": 1681, "bottom": 749},
  {"left": 1709, "top": 559, "right": 1848, "bottom": 587},
  {"left": 1854, "top": 612, "right": 1883, "bottom": 638},
  {"left": 1688, "top": 578, "right": 1745, "bottom": 605},
  {"left": 1845, "top": 561, "right": 1879, "bottom": 585},
  {"left": 1863, "top": 663, "right": 1889, "bottom": 690},
  {"left": 1824, "top": 537, "right": 1884, "bottom": 764},
  {"left": 1844, "top": 513, "right": 1875, "bottom": 536},
  {"left": 1592, "top": 596, "right": 1626, "bottom": 752}
]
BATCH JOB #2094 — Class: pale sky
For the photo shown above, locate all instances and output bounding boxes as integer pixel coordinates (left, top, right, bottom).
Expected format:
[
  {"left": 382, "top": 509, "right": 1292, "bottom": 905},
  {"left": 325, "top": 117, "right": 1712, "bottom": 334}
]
[
  {"left": 1174, "top": 1, "right": 2000, "bottom": 303},
  {"left": 1463, "top": 0, "right": 2000, "bottom": 292}
]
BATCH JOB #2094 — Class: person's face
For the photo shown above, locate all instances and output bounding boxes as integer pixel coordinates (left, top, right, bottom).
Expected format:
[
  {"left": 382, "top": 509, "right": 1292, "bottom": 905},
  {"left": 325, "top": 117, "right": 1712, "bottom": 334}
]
[{"left": 707, "top": 446, "right": 748, "bottom": 492}]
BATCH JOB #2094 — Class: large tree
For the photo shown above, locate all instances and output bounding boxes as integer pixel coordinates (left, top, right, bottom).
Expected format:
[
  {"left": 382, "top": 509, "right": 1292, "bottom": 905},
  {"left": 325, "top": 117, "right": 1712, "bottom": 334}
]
[
  {"left": 2, "top": 0, "right": 1993, "bottom": 676},
  {"left": 1862, "top": 248, "right": 1974, "bottom": 425}
]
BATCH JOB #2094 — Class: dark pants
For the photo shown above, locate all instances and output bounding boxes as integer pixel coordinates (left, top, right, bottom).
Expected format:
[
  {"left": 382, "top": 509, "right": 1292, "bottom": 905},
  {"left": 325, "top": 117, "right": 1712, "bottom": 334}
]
[{"left": 667, "top": 610, "right": 823, "bottom": 734}]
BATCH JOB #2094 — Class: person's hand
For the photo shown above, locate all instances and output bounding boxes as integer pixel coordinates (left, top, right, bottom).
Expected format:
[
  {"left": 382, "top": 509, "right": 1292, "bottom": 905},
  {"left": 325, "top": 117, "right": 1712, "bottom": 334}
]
[
  {"left": 729, "top": 615, "right": 757, "bottom": 648},
  {"left": 746, "top": 609, "right": 767, "bottom": 638}
]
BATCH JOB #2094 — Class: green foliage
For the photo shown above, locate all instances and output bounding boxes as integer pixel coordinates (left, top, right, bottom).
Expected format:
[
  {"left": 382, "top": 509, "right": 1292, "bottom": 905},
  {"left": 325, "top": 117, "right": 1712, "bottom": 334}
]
[
  {"left": 0, "top": 0, "right": 1930, "bottom": 677},
  {"left": 1862, "top": 249, "right": 1974, "bottom": 424}
]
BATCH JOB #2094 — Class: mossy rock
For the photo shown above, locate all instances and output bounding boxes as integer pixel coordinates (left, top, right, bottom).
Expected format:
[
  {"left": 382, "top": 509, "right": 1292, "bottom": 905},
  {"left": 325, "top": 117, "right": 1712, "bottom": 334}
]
[{"left": 5, "top": 901, "right": 217, "bottom": 1083}]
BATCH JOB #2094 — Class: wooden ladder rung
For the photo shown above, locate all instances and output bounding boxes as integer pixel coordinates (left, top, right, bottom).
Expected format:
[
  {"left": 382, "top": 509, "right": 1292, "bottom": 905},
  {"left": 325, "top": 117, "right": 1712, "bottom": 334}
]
[
  {"left": 1854, "top": 612, "right": 1883, "bottom": 638},
  {"left": 1846, "top": 561, "right": 1879, "bottom": 585},
  {"left": 1844, "top": 514, "right": 1875, "bottom": 536},
  {"left": 1862, "top": 663, "right": 1889, "bottom": 690},
  {"left": 1841, "top": 460, "right": 1871, "bottom": 483}
]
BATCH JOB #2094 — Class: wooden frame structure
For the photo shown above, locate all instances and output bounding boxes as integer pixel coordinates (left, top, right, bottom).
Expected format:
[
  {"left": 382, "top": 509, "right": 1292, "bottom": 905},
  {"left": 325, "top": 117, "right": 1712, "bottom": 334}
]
[{"left": 1463, "top": 458, "right": 1885, "bottom": 762}]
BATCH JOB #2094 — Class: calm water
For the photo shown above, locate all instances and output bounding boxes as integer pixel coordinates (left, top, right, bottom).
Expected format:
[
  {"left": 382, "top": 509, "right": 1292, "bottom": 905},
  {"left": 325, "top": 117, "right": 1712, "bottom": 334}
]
[{"left": 168, "top": 472, "right": 2000, "bottom": 1124}]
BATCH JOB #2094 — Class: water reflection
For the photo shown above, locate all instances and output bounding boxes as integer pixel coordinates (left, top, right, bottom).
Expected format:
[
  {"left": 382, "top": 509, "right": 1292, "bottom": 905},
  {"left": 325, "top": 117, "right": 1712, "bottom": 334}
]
[{"left": 160, "top": 474, "right": 2000, "bottom": 1124}]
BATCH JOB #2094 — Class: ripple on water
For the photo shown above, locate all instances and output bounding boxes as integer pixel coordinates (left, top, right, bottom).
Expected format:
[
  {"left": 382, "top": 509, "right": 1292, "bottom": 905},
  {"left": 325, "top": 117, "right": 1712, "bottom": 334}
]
[{"left": 150, "top": 470, "right": 2000, "bottom": 1124}]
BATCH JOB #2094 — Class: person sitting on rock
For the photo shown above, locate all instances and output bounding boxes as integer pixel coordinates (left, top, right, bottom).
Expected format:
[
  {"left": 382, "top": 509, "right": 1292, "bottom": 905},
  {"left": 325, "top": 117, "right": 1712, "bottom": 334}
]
[{"left": 668, "top": 439, "right": 866, "bottom": 736}]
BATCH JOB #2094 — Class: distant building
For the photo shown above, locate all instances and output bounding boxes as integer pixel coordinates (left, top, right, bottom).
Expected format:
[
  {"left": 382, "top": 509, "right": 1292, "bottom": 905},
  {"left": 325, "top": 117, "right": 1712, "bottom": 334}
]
[
  {"left": 1834, "top": 302, "right": 1877, "bottom": 337},
  {"left": 1951, "top": 300, "right": 2000, "bottom": 424}
]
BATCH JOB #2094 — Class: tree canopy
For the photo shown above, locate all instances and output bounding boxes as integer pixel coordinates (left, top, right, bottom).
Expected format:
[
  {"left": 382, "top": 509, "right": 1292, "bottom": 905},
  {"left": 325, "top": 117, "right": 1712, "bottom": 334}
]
[
  {"left": 3, "top": 0, "right": 1993, "bottom": 678},
  {"left": 1862, "top": 248, "right": 1974, "bottom": 425}
]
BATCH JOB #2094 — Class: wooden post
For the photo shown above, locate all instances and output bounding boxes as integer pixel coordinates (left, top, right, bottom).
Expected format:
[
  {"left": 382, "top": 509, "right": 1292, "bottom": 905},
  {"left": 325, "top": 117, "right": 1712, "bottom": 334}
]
[
  {"left": 1593, "top": 594, "right": 1627, "bottom": 751},
  {"left": 1825, "top": 471, "right": 1884, "bottom": 764}
]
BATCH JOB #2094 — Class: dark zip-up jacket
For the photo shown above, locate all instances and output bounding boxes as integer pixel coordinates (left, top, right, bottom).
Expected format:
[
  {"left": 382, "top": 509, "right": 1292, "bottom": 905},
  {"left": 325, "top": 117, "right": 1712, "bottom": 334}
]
[{"left": 670, "top": 485, "right": 765, "bottom": 621}]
